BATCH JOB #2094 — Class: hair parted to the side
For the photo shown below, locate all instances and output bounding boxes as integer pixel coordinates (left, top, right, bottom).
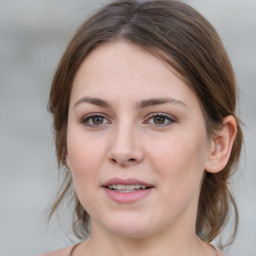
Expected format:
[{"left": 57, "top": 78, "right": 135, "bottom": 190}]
[{"left": 48, "top": 0, "right": 243, "bottom": 247}]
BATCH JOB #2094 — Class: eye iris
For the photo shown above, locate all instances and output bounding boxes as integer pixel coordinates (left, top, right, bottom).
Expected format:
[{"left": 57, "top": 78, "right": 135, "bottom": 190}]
[
  {"left": 153, "top": 116, "right": 165, "bottom": 124},
  {"left": 93, "top": 116, "right": 103, "bottom": 125}
]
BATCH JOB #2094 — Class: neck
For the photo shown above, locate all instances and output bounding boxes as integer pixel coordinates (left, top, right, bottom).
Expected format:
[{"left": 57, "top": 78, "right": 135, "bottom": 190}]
[{"left": 81, "top": 222, "right": 207, "bottom": 256}]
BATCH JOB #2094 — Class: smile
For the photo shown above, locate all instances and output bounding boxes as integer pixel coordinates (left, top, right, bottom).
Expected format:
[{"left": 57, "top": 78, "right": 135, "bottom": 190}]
[
  {"left": 102, "top": 178, "right": 154, "bottom": 203},
  {"left": 107, "top": 184, "right": 147, "bottom": 193}
]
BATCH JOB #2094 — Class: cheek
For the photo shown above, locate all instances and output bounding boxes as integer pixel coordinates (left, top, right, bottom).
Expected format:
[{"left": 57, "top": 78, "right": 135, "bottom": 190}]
[
  {"left": 149, "top": 130, "right": 208, "bottom": 192},
  {"left": 67, "top": 133, "right": 106, "bottom": 188},
  {"left": 67, "top": 135, "right": 107, "bottom": 213}
]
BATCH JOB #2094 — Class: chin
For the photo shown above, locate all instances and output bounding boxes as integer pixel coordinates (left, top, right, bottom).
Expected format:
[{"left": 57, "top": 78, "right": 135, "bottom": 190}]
[
  {"left": 102, "top": 214, "right": 155, "bottom": 238},
  {"left": 109, "top": 226, "right": 152, "bottom": 238}
]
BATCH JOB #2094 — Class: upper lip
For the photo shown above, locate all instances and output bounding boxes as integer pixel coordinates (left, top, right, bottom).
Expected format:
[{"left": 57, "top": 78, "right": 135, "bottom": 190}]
[{"left": 102, "top": 178, "right": 154, "bottom": 188}]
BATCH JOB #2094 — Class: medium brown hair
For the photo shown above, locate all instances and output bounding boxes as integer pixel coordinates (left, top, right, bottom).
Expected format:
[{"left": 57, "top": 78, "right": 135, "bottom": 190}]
[{"left": 48, "top": 0, "right": 243, "bottom": 247}]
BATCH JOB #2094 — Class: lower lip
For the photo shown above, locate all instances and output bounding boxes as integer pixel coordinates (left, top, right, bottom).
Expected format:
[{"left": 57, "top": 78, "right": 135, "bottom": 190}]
[{"left": 103, "top": 187, "right": 154, "bottom": 203}]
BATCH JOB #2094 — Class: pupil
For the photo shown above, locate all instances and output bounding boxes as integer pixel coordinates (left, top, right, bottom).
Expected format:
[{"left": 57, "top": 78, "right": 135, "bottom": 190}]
[
  {"left": 93, "top": 117, "right": 103, "bottom": 125},
  {"left": 154, "top": 116, "right": 165, "bottom": 124}
]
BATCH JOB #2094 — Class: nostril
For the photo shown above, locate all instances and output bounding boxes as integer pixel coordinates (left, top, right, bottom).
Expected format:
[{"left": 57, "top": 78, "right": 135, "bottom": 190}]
[
  {"left": 110, "top": 157, "right": 136, "bottom": 164},
  {"left": 109, "top": 155, "right": 139, "bottom": 165}
]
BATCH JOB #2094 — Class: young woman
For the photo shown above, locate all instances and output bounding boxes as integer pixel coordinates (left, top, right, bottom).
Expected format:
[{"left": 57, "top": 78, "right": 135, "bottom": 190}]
[{"left": 40, "top": 1, "right": 243, "bottom": 255}]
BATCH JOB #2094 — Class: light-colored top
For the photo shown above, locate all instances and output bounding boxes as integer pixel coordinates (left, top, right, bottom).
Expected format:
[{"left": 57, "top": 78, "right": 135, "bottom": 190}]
[
  {"left": 37, "top": 245, "right": 75, "bottom": 256},
  {"left": 38, "top": 244, "right": 227, "bottom": 256},
  {"left": 217, "top": 248, "right": 227, "bottom": 256}
]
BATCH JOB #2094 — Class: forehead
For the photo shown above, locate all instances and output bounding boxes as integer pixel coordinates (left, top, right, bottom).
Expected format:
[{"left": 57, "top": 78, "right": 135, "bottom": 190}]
[
  {"left": 71, "top": 41, "right": 200, "bottom": 111},
  {"left": 74, "top": 41, "right": 178, "bottom": 83}
]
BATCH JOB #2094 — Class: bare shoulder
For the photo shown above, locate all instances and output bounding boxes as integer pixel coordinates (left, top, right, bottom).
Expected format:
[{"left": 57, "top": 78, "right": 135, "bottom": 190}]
[{"left": 37, "top": 245, "right": 74, "bottom": 256}]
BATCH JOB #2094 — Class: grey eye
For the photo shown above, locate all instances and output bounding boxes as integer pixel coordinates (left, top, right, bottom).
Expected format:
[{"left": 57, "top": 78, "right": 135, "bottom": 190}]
[
  {"left": 146, "top": 113, "right": 176, "bottom": 127},
  {"left": 82, "top": 114, "right": 110, "bottom": 127}
]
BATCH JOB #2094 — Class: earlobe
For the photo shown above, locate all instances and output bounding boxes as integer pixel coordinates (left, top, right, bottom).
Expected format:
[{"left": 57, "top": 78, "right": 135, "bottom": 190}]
[{"left": 205, "top": 115, "right": 237, "bottom": 173}]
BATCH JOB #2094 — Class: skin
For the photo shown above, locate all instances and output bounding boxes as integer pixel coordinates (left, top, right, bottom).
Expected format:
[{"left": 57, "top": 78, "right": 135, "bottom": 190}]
[{"left": 66, "top": 41, "right": 236, "bottom": 256}]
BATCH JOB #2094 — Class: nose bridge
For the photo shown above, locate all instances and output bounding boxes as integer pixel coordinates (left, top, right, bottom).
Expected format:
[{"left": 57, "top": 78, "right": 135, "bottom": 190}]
[{"left": 107, "top": 120, "right": 143, "bottom": 166}]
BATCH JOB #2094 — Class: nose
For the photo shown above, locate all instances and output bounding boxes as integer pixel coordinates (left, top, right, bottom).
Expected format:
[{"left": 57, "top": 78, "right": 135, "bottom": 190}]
[{"left": 107, "top": 125, "right": 144, "bottom": 167}]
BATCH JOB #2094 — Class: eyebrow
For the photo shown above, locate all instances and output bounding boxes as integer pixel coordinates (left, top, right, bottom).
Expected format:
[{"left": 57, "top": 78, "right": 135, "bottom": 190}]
[
  {"left": 73, "top": 96, "right": 187, "bottom": 109},
  {"left": 73, "top": 96, "right": 111, "bottom": 109},
  {"left": 136, "top": 97, "right": 187, "bottom": 109}
]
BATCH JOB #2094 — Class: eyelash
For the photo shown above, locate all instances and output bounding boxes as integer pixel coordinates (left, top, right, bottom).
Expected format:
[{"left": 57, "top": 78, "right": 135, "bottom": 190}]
[
  {"left": 81, "top": 113, "right": 110, "bottom": 127},
  {"left": 145, "top": 113, "right": 176, "bottom": 127},
  {"left": 80, "top": 113, "right": 176, "bottom": 128}
]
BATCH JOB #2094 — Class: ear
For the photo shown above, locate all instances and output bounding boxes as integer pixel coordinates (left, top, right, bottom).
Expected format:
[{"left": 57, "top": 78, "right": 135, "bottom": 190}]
[{"left": 205, "top": 115, "right": 237, "bottom": 173}]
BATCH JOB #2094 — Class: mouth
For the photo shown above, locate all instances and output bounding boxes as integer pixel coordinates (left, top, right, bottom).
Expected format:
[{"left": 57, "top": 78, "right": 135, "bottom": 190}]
[
  {"left": 106, "top": 184, "right": 151, "bottom": 193},
  {"left": 102, "top": 178, "right": 154, "bottom": 203}
]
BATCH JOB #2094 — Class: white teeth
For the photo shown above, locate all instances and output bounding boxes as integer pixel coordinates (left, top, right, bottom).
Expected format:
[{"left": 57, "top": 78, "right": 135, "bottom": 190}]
[{"left": 107, "top": 184, "right": 147, "bottom": 192}]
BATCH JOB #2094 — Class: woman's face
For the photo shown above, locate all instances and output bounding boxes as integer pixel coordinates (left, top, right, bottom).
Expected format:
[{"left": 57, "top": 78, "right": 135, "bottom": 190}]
[{"left": 67, "top": 41, "right": 211, "bottom": 238}]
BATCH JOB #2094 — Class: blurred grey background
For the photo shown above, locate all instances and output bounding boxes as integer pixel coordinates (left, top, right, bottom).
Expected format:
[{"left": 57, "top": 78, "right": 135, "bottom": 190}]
[{"left": 0, "top": 0, "right": 255, "bottom": 256}]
